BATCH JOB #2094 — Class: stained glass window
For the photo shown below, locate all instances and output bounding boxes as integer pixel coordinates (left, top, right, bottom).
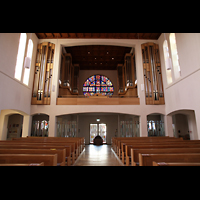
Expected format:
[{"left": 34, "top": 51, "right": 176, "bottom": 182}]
[{"left": 83, "top": 75, "right": 114, "bottom": 96}]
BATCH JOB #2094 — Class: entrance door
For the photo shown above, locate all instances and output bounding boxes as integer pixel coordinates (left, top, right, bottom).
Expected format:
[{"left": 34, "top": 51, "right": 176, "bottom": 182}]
[
  {"left": 90, "top": 123, "right": 107, "bottom": 143},
  {"left": 90, "top": 124, "right": 98, "bottom": 143},
  {"left": 99, "top": 123, "right": 106, "bottom": 143}
]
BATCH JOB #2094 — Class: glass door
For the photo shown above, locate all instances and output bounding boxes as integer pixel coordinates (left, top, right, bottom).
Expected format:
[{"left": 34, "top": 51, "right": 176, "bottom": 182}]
[
  {"left": 99, "top": 123, "right": 106, "bottom": 143},
  {"left": 90, "top": 123, "right": 107, "bottom": 143},
  {"left": 90, "top": 124, "right": 98, "bottom": 143}
]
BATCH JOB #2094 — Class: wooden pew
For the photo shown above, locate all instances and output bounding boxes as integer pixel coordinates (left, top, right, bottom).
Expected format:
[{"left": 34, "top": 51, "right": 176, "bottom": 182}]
[
  {"left": 112, "top": 136, "right": 181, "bottom": 154},
  {"left": 14, "top": 137, "right": 85, "bottom": 155},
  {"left": 116, "top": 137, "right": 183, "bottom": 159},
  {"left": 152, "top": 161, "right": 200, "bottom": 166},
  {"left": 0, "top": 141, "right": 72, "bottom": 166},
  {"left": 130, "top": 148, "right": 200, "bottom": 166},
  {"left": 0, "top": 149, "right": 66, "bottom": 166},
  {"left": 0, "top": 162, "right": 44, "bottom": 166},
  {"left": 124, "top": 142, "right": 200, "bottom": 165},
  {"left": 139, "top": 153, "right": 200, "bottom": 166},
  {"left": 0, "top": 154, "right": 57, "bottom": 166},
  {"left": 11, "top": 138, "right": 79, "bottom": 160},
  {"left": 0, "top": 144, "right": 71, "bottom": 166}
]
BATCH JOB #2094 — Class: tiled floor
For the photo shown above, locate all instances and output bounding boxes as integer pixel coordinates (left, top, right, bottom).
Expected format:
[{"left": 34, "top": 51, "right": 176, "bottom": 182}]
[{"left": 74, "top": 144, "right": 123, "bottom": 166}]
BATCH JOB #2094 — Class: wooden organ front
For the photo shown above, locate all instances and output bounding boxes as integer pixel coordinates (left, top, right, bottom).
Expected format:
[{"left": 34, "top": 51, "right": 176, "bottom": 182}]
[
  {"left": 141, "top": 43, "right": 164, "bottom": 105},
  {"left": 117, "top": 53, "right": 137, "bottom": 96},
  {"left": 32, "top": 42, "right": 55, "bottom": 105},
  {"left": 59, "top": 53, "right": 80, "bottom": 96}
]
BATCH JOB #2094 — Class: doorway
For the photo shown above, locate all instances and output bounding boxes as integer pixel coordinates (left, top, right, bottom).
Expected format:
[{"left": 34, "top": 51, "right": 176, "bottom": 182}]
[{"left": 90, "top": 123, "right": 106, "bottom": 144}]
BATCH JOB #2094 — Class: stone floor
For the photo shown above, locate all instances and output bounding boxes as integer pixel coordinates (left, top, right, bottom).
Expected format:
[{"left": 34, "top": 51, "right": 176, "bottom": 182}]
[{"left": 73, "top": 144, "right": 123, "bottom": 166}]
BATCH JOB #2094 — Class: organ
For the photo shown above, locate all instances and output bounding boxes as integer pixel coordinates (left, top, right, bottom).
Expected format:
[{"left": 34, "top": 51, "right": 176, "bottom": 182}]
[
  {"left": 141, "top": 42, "right": 164, "bottom": 105},
  {"left": 59, "top": 52, "right": 80, "bottom": 96},
  {"left": 32, "top": 42, "right": 55, "bottom": 105},
  {"left": 117, "top": 53, "right": 137, "bottom": 96}
]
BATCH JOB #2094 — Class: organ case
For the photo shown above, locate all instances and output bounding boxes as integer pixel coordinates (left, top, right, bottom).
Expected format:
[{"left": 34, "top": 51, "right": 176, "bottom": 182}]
[
  {"left": 59, "top": 53, "right": 80, "bottom": 96},
  {"left": 117, "top": 53, "right": 137, "bottom": 96},
  {"left": 141, "top": 43, "right": 164, "bottom": 105},
  {"left": 32, "top": 42, "right": 55, "bottom": 105}
]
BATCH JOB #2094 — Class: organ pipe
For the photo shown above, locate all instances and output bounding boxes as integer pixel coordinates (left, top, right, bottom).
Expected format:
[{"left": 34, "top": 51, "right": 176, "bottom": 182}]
[
  {"left": 32, "top": 42, "right": 55, "bottom": 105},
  {"left": 141, "top": 43, "right": 164, "bottom": 105}
]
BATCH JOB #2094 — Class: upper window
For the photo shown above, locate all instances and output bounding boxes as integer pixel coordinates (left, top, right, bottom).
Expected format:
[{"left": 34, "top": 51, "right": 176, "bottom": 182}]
[
  {"left": 83, "top": 75, "right": 114, "bottom": 96},
  {"left": 163, "top": 40, "right": 172, "bottom": 84},
  {"left": 169, "top": 33, "right": 181, "bottom": 79},
  {"left": 23, "top": 39, "right": 33, "bottom": 85},
  {"left": 14, "top": 33, "right": 27, "bottom": 81}
]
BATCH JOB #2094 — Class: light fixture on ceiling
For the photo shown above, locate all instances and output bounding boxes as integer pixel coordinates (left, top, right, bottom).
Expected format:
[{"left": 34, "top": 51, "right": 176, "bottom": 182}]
[
  {"left": 96, "top": 118, "right": 100, "bottom": 122},
  {"left": 112, "top": 57, "right": 114, "bottom": 60}
]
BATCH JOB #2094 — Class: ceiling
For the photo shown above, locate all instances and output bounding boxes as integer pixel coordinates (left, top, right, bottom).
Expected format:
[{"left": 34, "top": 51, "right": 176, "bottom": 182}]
[
  {"left": 64, "top": 45, "right": 132, "bottom": 70},
  {"left": 35, "top": 33, "right": 161, "bottom": 40}
]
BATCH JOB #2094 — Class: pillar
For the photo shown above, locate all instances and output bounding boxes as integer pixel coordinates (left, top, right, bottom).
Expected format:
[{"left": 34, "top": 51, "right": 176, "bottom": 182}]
[
  {"left": 187, "top": 111, "right": 198, "bottom": 140},
  {"left": 49, "top": 114, "right": 57, "bottom": 137},
  {"left": 22, "top": 115, "right": 32, "bottom": 137},
  {"left": 0, "top": 113, "right": 9, "bottom": 140},
  {"left": 164, "top": 115, "right": 174, "bottom": 137},
  {"left": 140, "top": 114, "right": 148, "bottom": 137}
]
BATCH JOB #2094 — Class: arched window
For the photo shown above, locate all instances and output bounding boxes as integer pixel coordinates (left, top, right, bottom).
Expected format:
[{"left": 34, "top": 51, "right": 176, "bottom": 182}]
[
  {"left": 169, "top": 33, "right": 181, "bottom": 79},
  {"left": 23, "top": 39, "right": 33, "bottom": 85},
  {"left": 163, "top": 40, "right": 172, "bottom": 84},
  {"left": 83, "top": 75, "right": 114, "bottom": 96},
  {"left": 14, "top": 33, "right": 27, "bottom": 81}
]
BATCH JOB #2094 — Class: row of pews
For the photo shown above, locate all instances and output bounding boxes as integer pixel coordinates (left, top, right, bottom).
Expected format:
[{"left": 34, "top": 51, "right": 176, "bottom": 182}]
[
  {"left": 111, "top": 136, "right": 200, "bottom": 166},
  {"left": 0, "top": 137, "right": 85, "bottom": 166}
]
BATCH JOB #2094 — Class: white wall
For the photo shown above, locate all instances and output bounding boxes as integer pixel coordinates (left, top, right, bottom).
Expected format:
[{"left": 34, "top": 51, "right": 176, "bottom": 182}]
[
  {"left": 0, "top": 33, "right": 38, "bottom": 115},
  {"left": 158, "top": 33, "right": 200, "bottom": 139}
]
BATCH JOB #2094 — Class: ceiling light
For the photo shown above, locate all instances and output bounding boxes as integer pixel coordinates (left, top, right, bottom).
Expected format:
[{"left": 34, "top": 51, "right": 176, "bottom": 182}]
[
  {"left": 107, "top": 51, "right": 109, "bottom": 54},
  {"left": 95, "top": 57, "right": 97, "bottom": 59},
  {"left": 112, "top": 57, "right": 114, "bottom": 60},
  {"left": 88, "top": 51, "right": 90, "bottom": 54},
  {"left": 96, "top": 118, "right": 100, "bottom": 122}
]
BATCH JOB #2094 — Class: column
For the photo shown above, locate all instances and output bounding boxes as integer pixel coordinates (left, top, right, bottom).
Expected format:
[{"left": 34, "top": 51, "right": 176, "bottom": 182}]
[
  {"left": 22, "top": 115, "right": 32, "bottom": 137},
  {"left": 135, "top": 42, "right": 145, "bottom": 106},
  {"left": 187, "top": 112, "right": 198, "bottom": 140},
  {"left": 164, "top": 115, "right": 174, "bottom": 137},
  {"left": 50, "top": 41, "right": 62, "bottom": 105},
  {"left": 0, "top": 113, "right": 9, "bottom": 140},
  {"left": 140, "top": 114, "right": 148, "bottom": 137},
  {"left": 48, "top": 114, "right": 57, "bottom": 137}
]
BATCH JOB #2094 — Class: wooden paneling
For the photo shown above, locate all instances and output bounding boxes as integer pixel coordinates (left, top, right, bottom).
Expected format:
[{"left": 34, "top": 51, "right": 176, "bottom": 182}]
[{"left": 56, "top": 97, "right": 140, "bottom": 105}]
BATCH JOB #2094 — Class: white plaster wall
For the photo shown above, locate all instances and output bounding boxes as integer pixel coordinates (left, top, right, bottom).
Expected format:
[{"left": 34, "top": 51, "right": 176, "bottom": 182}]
[
  {"left": 158, "top": 33, "right": 200, "bottom": 139},
  {"left": 0, "top": 33, "right": 38, "bottom": 115}
]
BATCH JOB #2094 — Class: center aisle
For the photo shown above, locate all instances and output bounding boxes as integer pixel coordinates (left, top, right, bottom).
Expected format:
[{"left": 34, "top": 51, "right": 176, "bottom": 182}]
[{"left": 74, "top": 145, "right": 123, "bottom": 166}]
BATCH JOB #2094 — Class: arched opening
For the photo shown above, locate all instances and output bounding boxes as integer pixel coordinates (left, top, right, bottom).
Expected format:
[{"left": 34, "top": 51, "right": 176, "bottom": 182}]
[
  {"left": 147, "top": 113, "right": 165, "bottom": 137},
  {"left": 31, "top": 114, "right": 49, "bottom": 137},
  {"left": 7, "top": 114, "right": 23, "bottom": 140},
  {"left": 168, "top": 109, "right": 197, "bottom": 140},
  {"left": 0, "top": 109, "right": 30, "bottom": 140}
]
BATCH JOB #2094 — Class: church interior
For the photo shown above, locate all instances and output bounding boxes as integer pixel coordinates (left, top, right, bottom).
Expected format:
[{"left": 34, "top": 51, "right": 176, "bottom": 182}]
[{"left": 0, "top": 33, "right": 200, "bottom": 166}]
